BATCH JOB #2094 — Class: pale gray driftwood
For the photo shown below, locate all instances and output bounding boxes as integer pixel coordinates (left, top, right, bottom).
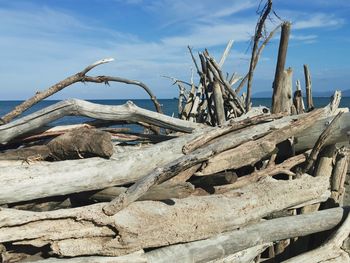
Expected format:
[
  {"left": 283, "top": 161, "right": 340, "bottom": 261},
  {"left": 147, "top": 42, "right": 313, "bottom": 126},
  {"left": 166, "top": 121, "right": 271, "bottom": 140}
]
[
  {"left": 0, "top": 109, "right": 349, "bottom": 204},
  {"left": 146, "top": 207, "right": 346, "bottom": 263},
  {"left": 283, "top": 210, "right": 350, "bottom": 263},
  {"left": 0, "top": 99, "right": 202, "bottom": 144},
  {"left": 0, "top": 174, "right": 330, "bottom": 257}
]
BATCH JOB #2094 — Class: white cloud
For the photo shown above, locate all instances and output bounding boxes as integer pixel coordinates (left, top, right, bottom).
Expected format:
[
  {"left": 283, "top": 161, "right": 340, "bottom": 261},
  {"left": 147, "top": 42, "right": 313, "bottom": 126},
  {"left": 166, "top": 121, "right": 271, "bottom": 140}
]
[{"left": 292, "top": 14, "right": 344, "bottom": 30}]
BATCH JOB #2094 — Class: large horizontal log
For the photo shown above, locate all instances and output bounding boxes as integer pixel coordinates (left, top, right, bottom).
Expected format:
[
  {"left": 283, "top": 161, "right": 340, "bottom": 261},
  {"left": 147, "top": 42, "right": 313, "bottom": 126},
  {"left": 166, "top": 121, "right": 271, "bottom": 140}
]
[
  {"left": 0, "top": 109, "right": 348, "bottom": 204},
  {"left": 0, "top": 98, "right": 202, "bottom": 144},
  {"left": 283, "top": 210, "right": 350, "bottom": 263},
  {"left": 146, "top": 207, "right": 347, "bottom": 263},
  {"left": 0, "top": 174, "right": 330, "bottom": 257}
]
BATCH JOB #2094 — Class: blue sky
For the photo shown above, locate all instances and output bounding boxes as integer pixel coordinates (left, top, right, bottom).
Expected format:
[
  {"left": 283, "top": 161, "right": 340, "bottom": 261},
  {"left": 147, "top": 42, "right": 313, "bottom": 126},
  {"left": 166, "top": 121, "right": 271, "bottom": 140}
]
[{"left": 0, "top": 0, "right": 349, "bottom": 100}]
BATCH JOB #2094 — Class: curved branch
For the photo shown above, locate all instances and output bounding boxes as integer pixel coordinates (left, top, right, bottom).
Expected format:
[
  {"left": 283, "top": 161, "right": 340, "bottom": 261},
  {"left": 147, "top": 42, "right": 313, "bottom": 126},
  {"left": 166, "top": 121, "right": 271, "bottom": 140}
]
[
  {"left": 0, "top": 99, "right": 203, "bottom": 144},
  {"left": 83, "top": 76, "right": 163, "bottom": 114},
  {"left": 0, "top": 58, "right": 114, "bottom": 125}
]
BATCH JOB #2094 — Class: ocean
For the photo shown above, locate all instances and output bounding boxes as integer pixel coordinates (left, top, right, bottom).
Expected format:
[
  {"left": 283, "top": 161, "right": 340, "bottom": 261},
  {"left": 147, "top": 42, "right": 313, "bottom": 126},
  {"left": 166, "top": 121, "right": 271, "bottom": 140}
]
[{"left": 0, "top": 98, "right": 349, "bottom": 127}]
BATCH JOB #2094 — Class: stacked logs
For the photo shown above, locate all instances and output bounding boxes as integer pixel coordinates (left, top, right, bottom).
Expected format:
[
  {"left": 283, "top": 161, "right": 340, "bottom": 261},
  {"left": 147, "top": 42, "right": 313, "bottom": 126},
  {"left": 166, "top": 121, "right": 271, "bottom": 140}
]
[
  {"left": 0, "top": 81, "right": 349, "bottom": 262},
  {"left": 1, "top": 3, "right": 350, "bottom": 261}
]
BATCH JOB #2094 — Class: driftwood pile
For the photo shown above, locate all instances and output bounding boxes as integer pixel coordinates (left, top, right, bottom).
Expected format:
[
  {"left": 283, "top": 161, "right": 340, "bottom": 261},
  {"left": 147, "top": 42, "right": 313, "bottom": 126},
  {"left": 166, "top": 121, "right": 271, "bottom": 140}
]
[{"left": 1, "top": 2, "right": 350, "bottom": 262}]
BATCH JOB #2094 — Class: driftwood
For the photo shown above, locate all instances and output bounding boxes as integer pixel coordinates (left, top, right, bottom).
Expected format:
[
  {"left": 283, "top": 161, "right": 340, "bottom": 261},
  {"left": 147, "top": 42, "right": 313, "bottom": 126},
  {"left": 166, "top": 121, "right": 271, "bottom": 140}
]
[
  {"left": 0, "top": 107, "right": 348, "bottom": 205},
  {"left": 102, "top": 108, "right": 327, "bottom": 215},
  {"left": 0, "top": 174, "right": 330, "bottom": 257},
  {"left": 146, "top": 207, "right": 347, "bottom": 263},
  {"left": 304, "top": 64, "right": 314, "bottom": 111},
  {"left": 272, "top": 21, "right": 291, "bottom": 114},
  {"left": 1, "top": 3, "right": 349, "bottom": 261},
  {"left": 0, "top": 99, "right": 202, "bottom": 144},
  {"left": 0, "top": 127, "right": 113, "bottom": 161},
  {"left": 283, "top": 210, "right": 350, "bottom": 263}
]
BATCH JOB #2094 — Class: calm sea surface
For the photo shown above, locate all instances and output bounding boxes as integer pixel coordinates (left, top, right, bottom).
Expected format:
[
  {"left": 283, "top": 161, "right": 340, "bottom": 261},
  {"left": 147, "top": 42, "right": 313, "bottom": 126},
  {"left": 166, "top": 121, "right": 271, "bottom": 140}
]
[{"left": 0, "top": 98, "right": 349, "bottom": 126}]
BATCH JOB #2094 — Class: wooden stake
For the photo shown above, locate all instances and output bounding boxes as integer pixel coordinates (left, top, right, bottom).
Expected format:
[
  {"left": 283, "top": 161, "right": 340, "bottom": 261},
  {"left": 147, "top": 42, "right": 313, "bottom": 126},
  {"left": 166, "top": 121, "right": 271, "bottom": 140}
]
[{"left": 272, "top": 22, "right": 291, "bottom": 114}]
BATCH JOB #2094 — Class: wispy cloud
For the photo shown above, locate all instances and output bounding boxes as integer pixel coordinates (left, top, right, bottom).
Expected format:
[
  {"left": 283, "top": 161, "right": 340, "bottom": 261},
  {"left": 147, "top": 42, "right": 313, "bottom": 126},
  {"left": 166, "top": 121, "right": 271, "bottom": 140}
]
[{"left": 293, "top": 14, "right": 345, "bottom": 29}]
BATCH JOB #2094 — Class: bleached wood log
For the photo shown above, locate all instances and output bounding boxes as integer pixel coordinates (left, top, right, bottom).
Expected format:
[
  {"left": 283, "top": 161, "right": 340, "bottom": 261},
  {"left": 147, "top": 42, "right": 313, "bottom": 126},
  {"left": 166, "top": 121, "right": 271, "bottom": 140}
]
[
  {"left": 0, "top": 99, "right": 202, "bottom": 144},
  {"left": 0, "top": 174, "right": 330, "bottom": 257},
  {"left": 198, "top": 109, "right": 323, "bottom": 176},
  {"left": 0, "top": 130, "right": 205, "bottom": 204},
  {"left": 207, "top": 244, "right": 271, "bottom": 263},
  {"left": 1, "top": 108, "right": 349, "bottom": 204},
  {"left": 283, "top": 210, "right": 350, "bottom": 263},
  {"left": 213, "top": 81, "right": 226, "bottom": 125},
  {"left": 272, "top": 22, "right": 291, "bottom": 114},
  {"left": 146, "top": 207, "right": 346, "bottom": 263},
  {"left": 304, "top": 64, "right": 314, "bottom": 110},
  {"left": 102, "top": 109, "right": 325, "bottom": 215}
]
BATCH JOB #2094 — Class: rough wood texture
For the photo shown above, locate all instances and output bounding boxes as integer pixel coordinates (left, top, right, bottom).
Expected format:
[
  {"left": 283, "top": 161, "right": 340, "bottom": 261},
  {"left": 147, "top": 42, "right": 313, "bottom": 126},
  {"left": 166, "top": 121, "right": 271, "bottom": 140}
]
[
  {"left": 0, "top": 99, "right": 202, "bottom": 144},
  {"left": 0, "top": 127, "right": 113, "bottom": 161},
  {"left": 272, "top": 22, "right": 291, "bottom": 114},
  {"left": 1, "top": 108, "right": 348, "bottom": 205},
  {"left": 90, "top": 182, "right": 195, "bottom": 202},
  {"left": 0, "top": 58, "right": 114, "bottom": 125},
  {"left": 146, "top": 207, "right": 346, "bottom": 263},
  {"left": 304, "top": 64, "right": 314, "bottom": 111},
  {"left": 212, "top": 81, "right": 225, "bottom": 125},
  {"left": 331, "top": 147, "right": 349, "bottom": 205},
  {"left": 0, "top": 174, "right": 330, "bottom": 257},
  {"left": 199, "top": 108, "right": 322, "bottom": 175},
  {"left": 304, "top": 111, "right": 343, "bottom": 172},
  {"left": 283, "top": 210, "right": 350, "bottom": 263}
]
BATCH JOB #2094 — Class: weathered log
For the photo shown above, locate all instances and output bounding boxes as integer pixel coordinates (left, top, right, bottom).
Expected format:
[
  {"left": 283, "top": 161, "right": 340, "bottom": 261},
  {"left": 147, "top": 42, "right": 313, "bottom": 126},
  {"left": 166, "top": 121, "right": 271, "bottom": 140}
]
[
  {"left": 331, "top": 147, "right": 348, "bottom": 205},
  {"left": 0, "top": 145, "right": 51, "bottom": 161},
  {"left": 304, "top": 64, "right": 314, "bottom": 111},
  {"left": 90, "top": 182, "right": 195, "bottom": 202},
  {"left": 182, "top": 112, "right": 283, "bottom": 154},
  {"left": 0, "top": 127, "right": 113, "bottom": 161},
  {"left": 272, "top": 22, "right": 291, "bottom": 114},
  {"left": 304, "top": 111, "right": 343, "bottom": 172},
  {"left": 146, "top": 207, "right": 347, "bottom": 263},
  {"left": 0, "top": 99, "right": 202, "bottom": 144},
  {"left": 215, "top": 151, "right": 307, "bottom": 191},
  {"left": 1, "top": 108, "right": 349, "bottom": 205},
  {"left": 47, "top": 127, "right": 113, "bottom": 160},
  {"left": 0, "top": 130, "right": 204, "bottom": 204},
  {"left": 0, "top": 174, "right": 330, "bottom": 257},
  {"left": 103, "top": 109, "right": 325, "bottom": 215},
  {"left": 198, "top": 108, "right": 322, "bottom": 176},
  {"left": 212, "top": 81, "right": 225, "bottom": 125},
  {"left": 283, "top": 210, "right": 350, "bottom": 263}
]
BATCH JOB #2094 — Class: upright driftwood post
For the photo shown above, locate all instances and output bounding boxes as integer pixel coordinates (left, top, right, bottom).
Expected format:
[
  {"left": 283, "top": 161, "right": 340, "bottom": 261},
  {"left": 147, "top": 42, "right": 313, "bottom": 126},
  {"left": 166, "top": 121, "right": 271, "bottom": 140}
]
[
  {"left": 212, "top": 81, "right": 226, "bottom": 125},
  {"left": 272, "top": 21, "right": 291, "bottom": 113},
  {"left": 304, "top": 64, "right": 314, "bottom": 111}
]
